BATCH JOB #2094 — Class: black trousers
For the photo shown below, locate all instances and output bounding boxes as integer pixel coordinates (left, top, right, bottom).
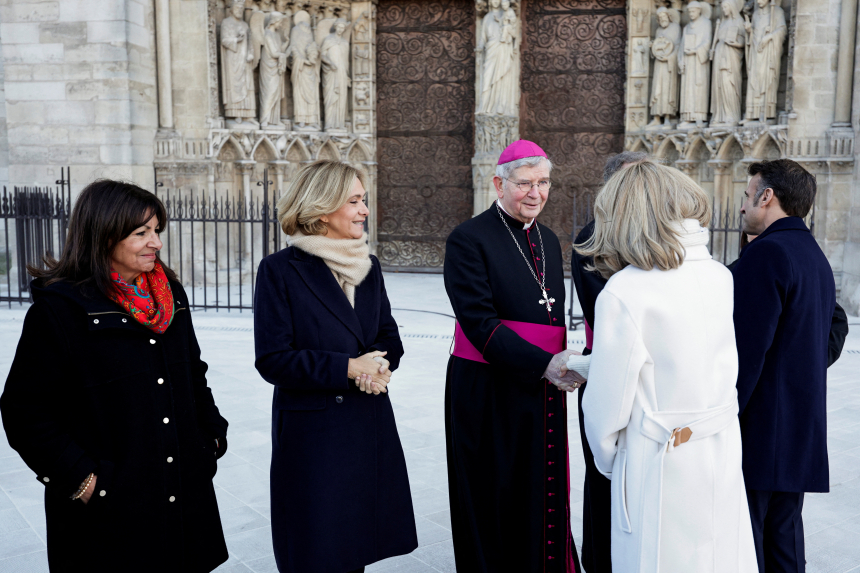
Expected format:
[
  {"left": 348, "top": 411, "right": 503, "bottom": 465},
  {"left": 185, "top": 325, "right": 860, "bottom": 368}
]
[
  {"left": 747, "top": 489, "right": 806, "bottom": 573},
  {"left": 577, "top": 379, "right": 613, "bottom": 573},
  {"left": 346, "top": 569, "right": 365, "bottom": 573}
]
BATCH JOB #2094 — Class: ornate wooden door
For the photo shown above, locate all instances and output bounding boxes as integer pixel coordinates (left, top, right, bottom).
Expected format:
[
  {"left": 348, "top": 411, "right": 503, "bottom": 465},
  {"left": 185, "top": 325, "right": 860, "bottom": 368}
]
[
  {"left": 376, "top": 0, "right": 476, "bottom": 270},
  {"left": 520, "top": 0, "right": 627, "bottom": 270}
]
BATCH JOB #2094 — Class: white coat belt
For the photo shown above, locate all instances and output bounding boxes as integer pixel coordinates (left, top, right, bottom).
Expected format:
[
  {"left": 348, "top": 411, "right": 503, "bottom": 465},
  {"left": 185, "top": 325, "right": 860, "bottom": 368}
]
[{"left": 636, "top": 401, "right": 739, "bottom": 572}]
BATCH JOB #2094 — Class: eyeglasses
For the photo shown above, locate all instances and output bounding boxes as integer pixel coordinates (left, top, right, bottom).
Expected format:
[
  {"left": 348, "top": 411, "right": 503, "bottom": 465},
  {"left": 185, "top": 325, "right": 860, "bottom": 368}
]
[{"left": 503, "top": 178, "right": 552, "bottom": 193}]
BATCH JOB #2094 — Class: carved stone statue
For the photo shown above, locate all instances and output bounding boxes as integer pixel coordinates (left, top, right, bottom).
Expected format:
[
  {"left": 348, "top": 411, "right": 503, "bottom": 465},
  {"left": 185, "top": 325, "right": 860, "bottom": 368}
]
[
  {"left": 321, "top": 19, "right": 354, "bottom": 131},
  {"left": 648, "top": 7, "right": 681, "bottom": 128},
  {"left": 259, "top": 12, "right": 289, "bottom": 128},
  {"left": 220, "top": 0, "right": 258, "bottom": 127},
  {"left": 742, "top": 0, "right": 787, "bottom": 123},
  {"left": 291, "top": 40, "right": 322, "bottom": 128},
  {"left": 710, "top": 0, "right": 746, "bottom": 126},
  {"left": 476, "top": 0, "right": 519, "bottom": 116},
  {"left": 678, "top": 1, "right": 712, "bottom": 128}
]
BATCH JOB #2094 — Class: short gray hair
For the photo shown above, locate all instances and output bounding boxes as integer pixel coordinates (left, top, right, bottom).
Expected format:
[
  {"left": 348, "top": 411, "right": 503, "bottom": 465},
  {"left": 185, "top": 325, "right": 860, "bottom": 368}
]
[
  {"left": 603, "top": 151, "right": 648, "bottom": 182},
  {"left": 495, "top": 156, "right": 553, "bottom": 182}
]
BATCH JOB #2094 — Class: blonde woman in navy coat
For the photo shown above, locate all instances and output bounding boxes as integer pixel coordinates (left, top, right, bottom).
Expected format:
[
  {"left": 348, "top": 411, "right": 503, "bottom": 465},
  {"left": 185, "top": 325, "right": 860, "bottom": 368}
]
[{"left": 254, "top": 160, "right": 417, "bottom": 573}]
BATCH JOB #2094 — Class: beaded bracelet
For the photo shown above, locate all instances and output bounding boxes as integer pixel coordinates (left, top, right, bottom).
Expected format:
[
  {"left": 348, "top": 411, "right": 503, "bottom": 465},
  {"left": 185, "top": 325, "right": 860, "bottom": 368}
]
[{"left": 70, "top": 473, "right": 95, "bottom": 500}]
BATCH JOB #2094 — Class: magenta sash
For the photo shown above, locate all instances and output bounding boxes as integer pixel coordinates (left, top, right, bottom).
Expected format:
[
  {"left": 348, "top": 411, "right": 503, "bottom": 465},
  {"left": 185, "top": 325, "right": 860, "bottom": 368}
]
[
  {"left": 585, "top": 321, "right": 593, "bottom": 350},
  {"left": 452, "top": 320, "right": 566, "bottom": 363}
]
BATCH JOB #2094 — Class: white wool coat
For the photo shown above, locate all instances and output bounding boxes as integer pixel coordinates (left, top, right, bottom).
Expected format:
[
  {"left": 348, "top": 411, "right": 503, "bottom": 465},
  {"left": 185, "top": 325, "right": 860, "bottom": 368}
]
[{"left": 582, "top": 222, "right": 757, "bottom": 573}]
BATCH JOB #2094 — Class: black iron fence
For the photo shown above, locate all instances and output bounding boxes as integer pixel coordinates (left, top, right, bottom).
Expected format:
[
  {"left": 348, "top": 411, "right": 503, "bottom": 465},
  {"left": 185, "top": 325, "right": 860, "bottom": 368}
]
[
  {"left": 156, "top": 171, "right": 281, "bottom": 312},
  {"left": 0, "top": 169, "right": 72, "bottom": 307}
]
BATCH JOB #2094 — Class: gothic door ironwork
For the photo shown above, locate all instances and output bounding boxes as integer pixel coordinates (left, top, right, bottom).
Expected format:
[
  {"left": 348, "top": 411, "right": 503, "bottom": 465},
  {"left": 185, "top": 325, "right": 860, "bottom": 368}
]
[
  {"left": 520, "top": 0, "right": 627, "bottom": 270},
  {"left": 376, "top": 0, "right": 476, "bottom": 270}
]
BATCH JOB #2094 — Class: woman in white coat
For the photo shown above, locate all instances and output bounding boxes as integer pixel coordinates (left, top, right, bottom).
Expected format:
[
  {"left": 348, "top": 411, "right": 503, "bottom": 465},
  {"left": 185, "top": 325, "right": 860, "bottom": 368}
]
[{"left": 574, "top": 162, "right": 757, "bottom": 572}]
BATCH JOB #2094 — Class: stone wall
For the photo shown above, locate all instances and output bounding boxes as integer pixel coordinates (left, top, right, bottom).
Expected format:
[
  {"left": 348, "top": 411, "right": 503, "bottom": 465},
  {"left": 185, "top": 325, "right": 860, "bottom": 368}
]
[{"left": 0, "top": 0, "right": 159, "bottom": 193}]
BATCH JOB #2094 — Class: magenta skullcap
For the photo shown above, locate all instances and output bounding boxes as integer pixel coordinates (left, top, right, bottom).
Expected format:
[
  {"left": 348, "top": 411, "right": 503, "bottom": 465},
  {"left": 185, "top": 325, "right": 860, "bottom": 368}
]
[{"left": 497, "top": 140, "right": 548, "bottom": 165}]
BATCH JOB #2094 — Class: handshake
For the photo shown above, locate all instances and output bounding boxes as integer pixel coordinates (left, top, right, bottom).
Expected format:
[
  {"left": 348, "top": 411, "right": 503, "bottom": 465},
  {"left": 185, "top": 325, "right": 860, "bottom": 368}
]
[
  {"left": 543, "top": 349, "right": 588, "bottom": 392},
  {"left": 348, "top": 351, "right": 393, "bottom": 395}
]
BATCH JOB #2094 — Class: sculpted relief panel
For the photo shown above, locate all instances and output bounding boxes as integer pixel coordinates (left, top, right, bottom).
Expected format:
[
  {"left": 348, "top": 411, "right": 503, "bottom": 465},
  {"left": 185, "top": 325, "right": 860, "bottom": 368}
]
[{"left": 631, "top": 0, "right": 789, "bottom": 133}]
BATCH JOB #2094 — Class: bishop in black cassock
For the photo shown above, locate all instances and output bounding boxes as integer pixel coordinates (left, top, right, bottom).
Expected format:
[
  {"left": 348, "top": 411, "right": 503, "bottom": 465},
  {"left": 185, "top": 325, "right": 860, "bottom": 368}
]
[{"left": 444, "top": 140, "right": 582, "bottom": 573}]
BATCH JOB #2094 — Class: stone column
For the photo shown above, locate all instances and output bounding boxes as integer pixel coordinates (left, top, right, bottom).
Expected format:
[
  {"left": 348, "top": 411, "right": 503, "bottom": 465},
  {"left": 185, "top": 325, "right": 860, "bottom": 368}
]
[
  {"left": 833, "top": 0, "right": 858, "bottom": 126},
  {"left": 237, "top": 160, "right": 256, "bottom": 206},
  {"left": 361, "top": 161, "right": 379, "bottom": 254},
  {"left": 269, "top": 160, "right": 290, "bottom": 195},
  {"left": 155, "top": 0, "right": 174, "bottom": 132}
]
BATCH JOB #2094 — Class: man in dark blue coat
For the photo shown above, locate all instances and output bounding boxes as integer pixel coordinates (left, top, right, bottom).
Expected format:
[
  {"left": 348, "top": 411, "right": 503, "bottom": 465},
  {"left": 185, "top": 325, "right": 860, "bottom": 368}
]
[{"left": 732, "top": 159, "right": 836, "bottom": 572}]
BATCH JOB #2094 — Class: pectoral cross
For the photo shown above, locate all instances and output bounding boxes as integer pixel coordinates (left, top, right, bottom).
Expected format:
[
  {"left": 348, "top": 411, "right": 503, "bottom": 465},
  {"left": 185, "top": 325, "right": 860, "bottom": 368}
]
[{"left": 538, "top": 289, "right": 555, "bottom": 312}]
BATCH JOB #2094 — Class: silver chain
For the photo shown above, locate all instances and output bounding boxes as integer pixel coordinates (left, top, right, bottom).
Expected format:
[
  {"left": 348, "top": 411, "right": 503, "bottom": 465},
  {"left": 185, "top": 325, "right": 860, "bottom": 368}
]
[{"left": 496, "top": 202, "right": 547, "bottom": 292}]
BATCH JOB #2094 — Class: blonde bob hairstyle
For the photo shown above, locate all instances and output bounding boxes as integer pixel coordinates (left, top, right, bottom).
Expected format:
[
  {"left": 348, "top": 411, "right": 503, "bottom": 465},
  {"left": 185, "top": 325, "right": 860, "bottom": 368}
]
[
  {"left": 277, "top": 160, "right": 368, "bottom": 236},
  {"left": 575, "top": 160, "right": 711, "bottom": 279}
]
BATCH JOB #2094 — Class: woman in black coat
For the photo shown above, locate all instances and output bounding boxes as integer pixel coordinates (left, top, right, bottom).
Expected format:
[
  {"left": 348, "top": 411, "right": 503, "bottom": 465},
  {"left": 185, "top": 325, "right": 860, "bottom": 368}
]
[
  {"left": 254, "top": 160, "right": 417, "bottom": 573},
  {"left": 0, "top": 181, "right": 228, "bottom": 573}
]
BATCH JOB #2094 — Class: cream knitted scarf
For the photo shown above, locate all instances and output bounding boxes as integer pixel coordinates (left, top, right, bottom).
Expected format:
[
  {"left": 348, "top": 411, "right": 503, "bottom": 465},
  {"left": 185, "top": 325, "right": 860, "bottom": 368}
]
[{"left": 288, "top": 232, "right": 372, "bottom": 307}]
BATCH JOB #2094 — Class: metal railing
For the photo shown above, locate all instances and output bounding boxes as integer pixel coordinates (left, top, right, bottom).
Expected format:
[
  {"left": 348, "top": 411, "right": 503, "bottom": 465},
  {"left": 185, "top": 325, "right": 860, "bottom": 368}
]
[
  {"left": 156, "top": 170, "right": 281, "bottom": 311},
  {"left": 0, "top": 169, "right": 71, "bottom": 307}
]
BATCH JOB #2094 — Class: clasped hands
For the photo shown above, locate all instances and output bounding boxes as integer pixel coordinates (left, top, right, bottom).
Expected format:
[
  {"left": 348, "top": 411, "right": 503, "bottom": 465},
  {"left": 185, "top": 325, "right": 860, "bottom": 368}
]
[
  {"left": 543, "top": 349, "right": 586, "bottom": 392},
  {"left": 348, "top": 351, "right": 392, "bottom": 395}
]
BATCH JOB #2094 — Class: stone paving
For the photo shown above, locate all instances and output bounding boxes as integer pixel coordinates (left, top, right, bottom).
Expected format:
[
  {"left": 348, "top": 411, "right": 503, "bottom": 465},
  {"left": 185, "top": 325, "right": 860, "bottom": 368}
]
[{"left": 0, "top": 272, "right": 858, "bottom": 572}]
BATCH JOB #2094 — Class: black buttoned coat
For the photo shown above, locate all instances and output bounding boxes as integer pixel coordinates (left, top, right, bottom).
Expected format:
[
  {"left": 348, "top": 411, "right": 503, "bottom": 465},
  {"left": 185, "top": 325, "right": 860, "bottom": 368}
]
[
  {"left": 0, "top": 279, "right": 228, "bottom": 573},
  {"left": 254, "top": 248, "right": 417, "bottom": 573},
  {"left": 732, "top": 216, "right": 836, "bottom": 492}
]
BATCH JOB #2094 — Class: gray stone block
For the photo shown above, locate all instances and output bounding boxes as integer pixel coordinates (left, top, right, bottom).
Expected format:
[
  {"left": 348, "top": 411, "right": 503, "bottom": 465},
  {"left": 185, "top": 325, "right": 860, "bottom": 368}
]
[
  {"left": 38, "top": 22, "right": 86, "bottom": 46},
  {"left": 0, "top": 3, "right": 59, "bottom": 24}
]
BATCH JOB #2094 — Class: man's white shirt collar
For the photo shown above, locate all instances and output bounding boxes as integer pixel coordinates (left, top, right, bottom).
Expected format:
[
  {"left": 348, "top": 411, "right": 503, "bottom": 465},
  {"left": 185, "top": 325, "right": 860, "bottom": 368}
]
[{"left": 496, "top": 199, "right": 535, "bottom": 230}]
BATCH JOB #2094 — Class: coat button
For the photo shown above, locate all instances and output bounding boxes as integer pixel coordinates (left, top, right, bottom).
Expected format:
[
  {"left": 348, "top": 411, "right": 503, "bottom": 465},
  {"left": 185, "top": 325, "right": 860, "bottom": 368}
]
[
  {"left": 163, "top": 417, "right": 169, "bottom": 424},
  {"left": 42, "top": 477, "right": 50, "bottom": 483},
  {"left": 157, "top": 378, "right": 164, "bottom": 385},
  {"left": 169, "top": 496, "right": 176, "bottom": 502},
  {"left": 150, "top": 339, "right": 156, "bottom": 345},
  {"left": 167, "top": 457, "right": 173, "bottom": 463},
  {"left": 336, "top": 396, "right": 343, "bottom": 404},
  {"left": 93, "top": 319, "right": 99, "bottom": 324},
  {"left": 122, "top": 318, "right": 127, "bottom": 323},
  {"left": 99, "top": 490, "right": 106, "bottom": 497}
]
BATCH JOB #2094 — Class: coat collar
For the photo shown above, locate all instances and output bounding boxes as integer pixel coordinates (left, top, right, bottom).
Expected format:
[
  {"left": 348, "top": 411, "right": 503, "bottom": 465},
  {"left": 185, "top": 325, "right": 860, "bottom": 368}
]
[
  {"left": 739, "top": 216, "right": 808, "bottom": 259},
  {"left": 289, "top": 248, "right": 365, "bottom": 344},
  {"left": 31, "top": 278, "right": 187, "bottom": 332}
]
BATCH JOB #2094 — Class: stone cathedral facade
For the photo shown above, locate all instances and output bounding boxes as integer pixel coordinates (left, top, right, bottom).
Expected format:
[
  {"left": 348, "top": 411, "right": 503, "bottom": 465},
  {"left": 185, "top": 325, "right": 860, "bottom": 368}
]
[{"left": 0, "top": 0, "right": 858, "bottom": 313}]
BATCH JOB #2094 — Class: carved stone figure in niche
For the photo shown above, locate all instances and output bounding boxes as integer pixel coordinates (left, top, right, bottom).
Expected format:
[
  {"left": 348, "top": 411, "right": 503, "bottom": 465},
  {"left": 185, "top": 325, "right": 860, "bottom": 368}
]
[
  {"left": 742, "top": 0, "right": 786, "bottom": 123},
  {"left": 259, "top": 12, "right": 289, "bottom": 128},
  {"left": 315, "top": 6, "right": 337, "bottom": 48},
  {"left": 275, "top": 0, "right": 289, "bottom": 13},
  {"left": 648, "top": 7, "right": 681, "bottom": 128},
  {"left": 291, "top": 41, "right": 322, "bottom": 128},
  {"left": 678, "top": 1, "right": 712, "bottom": 128},
  {"left": 476, "top": 0, "right": 519, "bottom": 116},
  {"left": 710, "top": 0, "right": 746, "bottom": 126},
  {"left": 221, "top": 0, "right": 258, "bottom": 128},
  {"left": 321, "top": 19, "right": 355, "bottom": 131}
]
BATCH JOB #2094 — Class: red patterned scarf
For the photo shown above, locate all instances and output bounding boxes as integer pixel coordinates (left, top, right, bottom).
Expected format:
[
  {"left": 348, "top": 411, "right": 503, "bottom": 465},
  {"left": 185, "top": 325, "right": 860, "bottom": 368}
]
[{"left": 109, "top": 260, "right": 175, "bottom": 334}]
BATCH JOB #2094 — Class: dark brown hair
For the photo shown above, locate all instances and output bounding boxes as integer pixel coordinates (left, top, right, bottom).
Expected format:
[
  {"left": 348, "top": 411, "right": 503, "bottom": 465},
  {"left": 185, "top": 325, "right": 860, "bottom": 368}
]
[
  {"left": 748, "top": 159, "right": 817, "bottom": 218},
  {"left": 29, "top": 179, "right": 177, "bottom": 298}
]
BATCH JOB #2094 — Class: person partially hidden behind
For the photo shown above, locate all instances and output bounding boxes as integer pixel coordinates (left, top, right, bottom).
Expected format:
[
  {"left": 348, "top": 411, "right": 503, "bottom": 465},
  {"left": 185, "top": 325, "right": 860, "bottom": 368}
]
[
  {"left": 569, "top": 150, "right": 647, "bottom": 573},
  {"left": 732, "top": 159, "right": 839, "bottom": 572}
]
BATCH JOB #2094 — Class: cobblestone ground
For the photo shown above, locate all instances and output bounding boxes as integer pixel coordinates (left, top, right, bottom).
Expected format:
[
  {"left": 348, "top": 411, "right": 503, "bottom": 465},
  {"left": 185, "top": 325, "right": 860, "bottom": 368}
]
[{"left": 0, "top": 273, "right": 858, "bottom": 572}]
